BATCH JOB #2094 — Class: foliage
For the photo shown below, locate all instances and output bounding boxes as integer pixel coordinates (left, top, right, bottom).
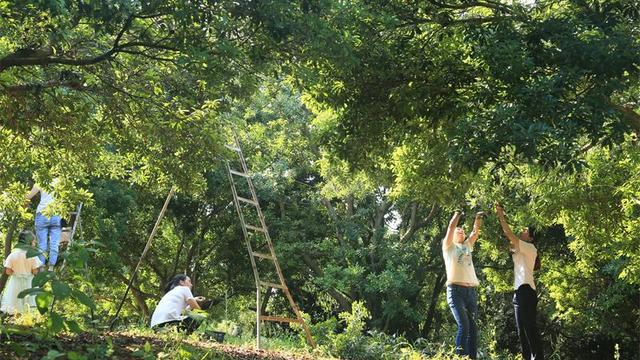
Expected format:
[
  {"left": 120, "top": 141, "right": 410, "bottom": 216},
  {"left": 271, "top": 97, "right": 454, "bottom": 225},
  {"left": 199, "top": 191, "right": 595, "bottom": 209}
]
[{"left": 0, "top": 2, "right": 638, "bottom": 359}]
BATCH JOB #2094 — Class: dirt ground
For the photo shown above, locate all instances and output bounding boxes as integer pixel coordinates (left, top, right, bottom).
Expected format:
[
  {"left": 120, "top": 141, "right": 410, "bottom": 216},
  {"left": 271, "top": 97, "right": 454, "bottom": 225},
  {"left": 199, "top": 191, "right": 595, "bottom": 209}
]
[{"left": 0, "top": 330, "right": 317, "bottom": 360}]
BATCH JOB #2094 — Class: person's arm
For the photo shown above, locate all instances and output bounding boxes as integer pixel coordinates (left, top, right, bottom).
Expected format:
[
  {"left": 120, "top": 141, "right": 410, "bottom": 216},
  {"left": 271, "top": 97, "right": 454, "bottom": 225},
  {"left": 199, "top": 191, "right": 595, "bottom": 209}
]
[
  {"left": 443, "top": 211, "right": 461, "bottom": 249},
  {"left": 467, "top": 212, "right": 485, "bottom": 247},
  {"left": 495, "top": 204, "right": 519, "bottom": 252},
  {"left": 182, "top": 287, "right": 201, "bottom": 311},
  {"left": 31, "top": 257, "right": 42, "bottom": 275},
  {"left": 4, "top": 255, "right": 13, "bottom": 275},
  {"left": 187, "top": 298, "right": 201, "bottom": 310},
  {"left": 25, "top": 184, "right": 39, "bottom": 200}
]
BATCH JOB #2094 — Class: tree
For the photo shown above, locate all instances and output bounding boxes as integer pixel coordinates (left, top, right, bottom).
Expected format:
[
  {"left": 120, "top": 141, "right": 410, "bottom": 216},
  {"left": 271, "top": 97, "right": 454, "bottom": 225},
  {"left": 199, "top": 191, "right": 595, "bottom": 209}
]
[{"left": 292, "top": 0, "right": 640, "bottom": 172}]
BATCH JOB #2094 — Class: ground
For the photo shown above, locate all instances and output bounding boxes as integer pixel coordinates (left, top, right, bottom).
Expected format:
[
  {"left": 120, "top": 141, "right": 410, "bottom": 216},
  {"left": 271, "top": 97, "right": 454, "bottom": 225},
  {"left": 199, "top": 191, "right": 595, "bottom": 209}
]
[{"left": 0, "top": 327, "right": 319, "bottom": 360}]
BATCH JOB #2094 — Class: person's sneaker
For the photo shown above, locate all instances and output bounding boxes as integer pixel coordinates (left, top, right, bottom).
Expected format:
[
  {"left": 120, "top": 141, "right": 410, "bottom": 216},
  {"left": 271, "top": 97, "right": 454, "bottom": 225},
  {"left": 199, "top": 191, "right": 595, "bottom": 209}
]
[{"left": 48, "top": 265, "right": 55, "bottom": 272}]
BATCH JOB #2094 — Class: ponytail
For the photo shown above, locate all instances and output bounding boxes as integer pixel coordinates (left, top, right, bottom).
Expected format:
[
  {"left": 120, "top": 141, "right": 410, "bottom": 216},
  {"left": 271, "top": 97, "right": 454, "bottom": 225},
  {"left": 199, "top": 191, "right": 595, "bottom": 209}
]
[
  {"left": 528, "top": 225, "right": 541, "bottom": 271},
  {"left": 164, "top": 274, "right": 188, "bottom": 294}
]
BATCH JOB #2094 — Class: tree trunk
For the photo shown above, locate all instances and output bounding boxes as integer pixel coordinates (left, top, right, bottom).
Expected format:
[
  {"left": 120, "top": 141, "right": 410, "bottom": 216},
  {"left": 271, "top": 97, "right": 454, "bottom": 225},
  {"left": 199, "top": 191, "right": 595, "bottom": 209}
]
[
  {"left": 114, "top": 272, "right": 151, "bottom": 317},
  {"left": 421, "top": 270, "right": 447, "bottom": 339},
  {"left": 170, "top": 230, "right": 188, "bottom": 279},
  {"left": 0, "top": 216, "right": 19, "bottom": 294},
  {"left": 302, "top": 254, "right": 352, "bottom": 312},
  {"left": 186, "top": 224, "right": 207, "bottom": 292}
]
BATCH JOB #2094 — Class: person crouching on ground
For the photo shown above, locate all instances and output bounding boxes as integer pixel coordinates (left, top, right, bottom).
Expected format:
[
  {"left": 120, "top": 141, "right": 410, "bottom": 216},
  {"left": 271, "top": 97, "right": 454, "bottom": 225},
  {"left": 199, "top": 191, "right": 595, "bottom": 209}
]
[
  {"left": 1, "top": 230, "right": 42, "bottom": 315},
  {"left": 442, "top": 211, "right": 484, "bottom": 359},
  {"left": 150, "top": 274, "right": 206, "bottom": 334}
]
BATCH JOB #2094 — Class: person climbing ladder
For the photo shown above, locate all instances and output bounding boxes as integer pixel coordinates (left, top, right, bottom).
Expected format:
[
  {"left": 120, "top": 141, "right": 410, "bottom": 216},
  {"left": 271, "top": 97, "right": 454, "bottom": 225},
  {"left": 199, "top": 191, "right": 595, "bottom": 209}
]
[{"left": 26, "top": 181, "right": 62, "bottom": 272}]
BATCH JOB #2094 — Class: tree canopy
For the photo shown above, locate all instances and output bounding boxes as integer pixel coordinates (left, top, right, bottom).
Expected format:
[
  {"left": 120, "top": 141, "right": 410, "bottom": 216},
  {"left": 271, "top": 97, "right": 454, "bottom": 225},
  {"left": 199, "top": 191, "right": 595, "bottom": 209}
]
[{"left": 0, "top": 1, "right": 638, "bottom": 359}]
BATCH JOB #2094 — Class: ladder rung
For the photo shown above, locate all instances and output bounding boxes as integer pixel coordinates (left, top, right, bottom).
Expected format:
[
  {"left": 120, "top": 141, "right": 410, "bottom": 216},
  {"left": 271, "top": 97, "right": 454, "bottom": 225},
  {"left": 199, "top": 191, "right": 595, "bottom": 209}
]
[
  {"left": 252, "top": 252, "right": 274, "bottom": 260},
  {"left": 260, "top": 315, "right": 299, "bottom": 323},
  {"left": 245, "top": 224, "right": 266, "bottom": 233},
  {"left": 225, "top": 144, "right": 241, "bottom": 152},
  {"left": 237, "top": 196, "right": 258, "bottom": 206},
  {"left": 230, "top": 169, "right": 250, "bottom": 178},
  {"left": 259, "top": 281, "right": 286, "bottom": 290}
]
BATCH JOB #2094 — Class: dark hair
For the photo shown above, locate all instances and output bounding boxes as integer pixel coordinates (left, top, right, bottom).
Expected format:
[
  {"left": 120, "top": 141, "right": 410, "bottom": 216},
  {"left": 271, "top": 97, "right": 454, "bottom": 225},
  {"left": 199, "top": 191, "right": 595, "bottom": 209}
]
[
  {"left": 527, "top": 226, "right": 537, "bottom": 242},
  {"left": 164, "top": 274, "right": 188, "bottom": 294},
  {"left": 16, "top": 230, "right": 35, "bottom": 246},
  {"left": 528, "top": 225, "right": 542, "bottom": 271}
]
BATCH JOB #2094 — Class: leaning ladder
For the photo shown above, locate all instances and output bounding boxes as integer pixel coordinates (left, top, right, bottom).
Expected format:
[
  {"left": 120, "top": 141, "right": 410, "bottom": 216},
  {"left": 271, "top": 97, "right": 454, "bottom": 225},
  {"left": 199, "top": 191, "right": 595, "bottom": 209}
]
[
  {"left": 225, "top": 134, "right": 315, "bottom": 349},
  {"left": 59, "top": 202, "right": 83, "bottom": 272}
]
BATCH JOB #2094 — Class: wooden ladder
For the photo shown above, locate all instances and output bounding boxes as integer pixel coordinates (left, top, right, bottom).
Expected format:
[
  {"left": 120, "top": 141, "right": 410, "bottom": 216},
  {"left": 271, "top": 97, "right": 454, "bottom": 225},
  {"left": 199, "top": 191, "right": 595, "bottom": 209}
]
[
  {"left": 59, "top": 202, "right": 83, "bottom": 272},
  {"left": 225, "top": 134, "right": 315, "bottom": 349}
]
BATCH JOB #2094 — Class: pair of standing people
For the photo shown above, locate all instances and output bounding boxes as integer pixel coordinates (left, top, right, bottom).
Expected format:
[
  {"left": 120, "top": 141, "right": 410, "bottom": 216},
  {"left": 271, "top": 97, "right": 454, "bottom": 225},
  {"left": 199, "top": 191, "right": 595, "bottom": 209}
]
[{"left": 442, "top": 205, "right": 543, "bottom": 360}]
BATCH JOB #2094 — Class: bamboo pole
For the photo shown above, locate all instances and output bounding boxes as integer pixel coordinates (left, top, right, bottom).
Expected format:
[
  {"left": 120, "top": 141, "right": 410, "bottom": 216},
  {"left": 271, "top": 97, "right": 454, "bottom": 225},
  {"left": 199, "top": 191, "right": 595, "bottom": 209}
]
[{"left": 109, "top": 186, "right": 175, "bottom": 329}]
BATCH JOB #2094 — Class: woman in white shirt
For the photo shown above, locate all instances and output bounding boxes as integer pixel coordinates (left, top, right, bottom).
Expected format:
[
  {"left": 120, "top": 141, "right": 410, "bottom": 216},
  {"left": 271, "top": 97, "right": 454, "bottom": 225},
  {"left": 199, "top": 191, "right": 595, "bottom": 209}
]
[
  {"left": 150, "top": 274, "right": 206, "bottom": 334},
  {"left": 442, "top": 211, "right": 484, "bottom": 360},
  {"left": 496, "top": 204, "right": 544, "bottom": 360},
  {"left": 1, "top": 230, "right": 42, "bottom": 315}
]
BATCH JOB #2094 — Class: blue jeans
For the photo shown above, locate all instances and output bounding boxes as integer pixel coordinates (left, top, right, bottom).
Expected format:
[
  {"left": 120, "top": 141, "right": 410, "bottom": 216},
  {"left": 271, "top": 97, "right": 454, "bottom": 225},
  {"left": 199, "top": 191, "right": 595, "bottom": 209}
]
[
  {"left": 447, "top": 284, "right": 478, "bottom": 359},
  {"left": 35, "top": 212, "right": 62, "bottom": 266}
]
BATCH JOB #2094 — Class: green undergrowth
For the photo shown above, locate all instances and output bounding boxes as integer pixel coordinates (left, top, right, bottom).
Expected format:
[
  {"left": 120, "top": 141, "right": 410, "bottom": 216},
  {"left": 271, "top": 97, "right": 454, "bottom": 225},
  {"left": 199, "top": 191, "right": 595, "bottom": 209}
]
[
  {"left": 0, "top": 301, "right": 520, "bottom": 359},
  {"left": 0, "top": 322, "right": 491, "bottom": 360}
]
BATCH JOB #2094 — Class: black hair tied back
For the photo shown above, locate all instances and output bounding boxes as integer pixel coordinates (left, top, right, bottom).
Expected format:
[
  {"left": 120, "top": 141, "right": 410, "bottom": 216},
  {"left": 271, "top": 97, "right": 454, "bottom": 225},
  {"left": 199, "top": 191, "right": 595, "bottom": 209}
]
[{"left": 164, "top": 274, "right": 188, "bottom": 294}]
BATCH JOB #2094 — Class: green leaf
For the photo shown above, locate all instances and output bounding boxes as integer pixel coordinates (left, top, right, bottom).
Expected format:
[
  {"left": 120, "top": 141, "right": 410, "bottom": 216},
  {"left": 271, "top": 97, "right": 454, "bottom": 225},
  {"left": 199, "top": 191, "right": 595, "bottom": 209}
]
[
  {"left": 32, "top": 271, "right": 54, "bottom": 287},
  {"left": 17, "top": 287, "right": 44, "bottom": 299},
  {"left": 48, "top": 312, "right": 65, "bottom": 333},
  {"left": 35, "top": 292, "right": 53, "bottom": 315},
  {"left": 51, "top": 280, "right": 72, "bottom": 299},
  {"left": 65, "top": 319, "right": 82, "bottom": 333},
  {"left": 72, "top": 289, "right": 96, "bottom": 310},
  {"left": 66, "top": 351, "right": 88, "bottom": 360},
  {"left": 42, "top": 349, "right": 65, "bottom": 359},
  {"left": 25, "top": 246, "right": 42, "bottom": 259}
]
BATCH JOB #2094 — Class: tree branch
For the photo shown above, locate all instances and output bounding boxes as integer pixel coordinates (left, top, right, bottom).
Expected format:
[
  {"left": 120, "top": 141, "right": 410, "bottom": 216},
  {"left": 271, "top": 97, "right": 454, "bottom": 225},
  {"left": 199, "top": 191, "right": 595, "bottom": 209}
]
[
  {"left": 609, "top": 98, "right": 640, "bottom": 132},
  {"left": 400, "top": 203, "right": 438, "bottom": 243},
  {"left": 321, "top": 198, "right": 345, "bottom": 247},
  {"left": 0, "top": 79, "right": 85, "bottom": 94},
  {"left": 302, "top": 254, "right": 352, "bottom": 312},
  {"left": 0, "top": 15, "right": 178, "bottom": 72}
]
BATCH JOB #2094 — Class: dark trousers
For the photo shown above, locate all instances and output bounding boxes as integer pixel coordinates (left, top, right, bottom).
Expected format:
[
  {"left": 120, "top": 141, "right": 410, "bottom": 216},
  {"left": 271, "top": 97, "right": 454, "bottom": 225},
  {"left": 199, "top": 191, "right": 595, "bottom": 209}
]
[
  {"left": 513, "top": 284, "right": 544, "bottom": 360},
  {"left": 154, "top": 317, "right": 201, "bottom": 334},
  {"left": 447, "top": 285, "right": 478, "bottom": 359}
]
